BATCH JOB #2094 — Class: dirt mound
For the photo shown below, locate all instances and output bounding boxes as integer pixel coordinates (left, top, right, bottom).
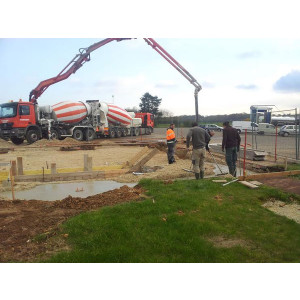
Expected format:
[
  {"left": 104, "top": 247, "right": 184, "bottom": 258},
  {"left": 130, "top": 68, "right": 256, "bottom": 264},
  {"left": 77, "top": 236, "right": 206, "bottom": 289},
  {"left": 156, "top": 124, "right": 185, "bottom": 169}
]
[
  {"left": 53, "top": 185, "right": 143, "bottom": 209},
  {"left": 60, "top": 137, "right": 81, "bottom": 145},
  {"left": 0, "top": 185, "right": 144, "bottom": 262},
  {"left": 29, "top": 137, "right": 82, "bottom": 147}
]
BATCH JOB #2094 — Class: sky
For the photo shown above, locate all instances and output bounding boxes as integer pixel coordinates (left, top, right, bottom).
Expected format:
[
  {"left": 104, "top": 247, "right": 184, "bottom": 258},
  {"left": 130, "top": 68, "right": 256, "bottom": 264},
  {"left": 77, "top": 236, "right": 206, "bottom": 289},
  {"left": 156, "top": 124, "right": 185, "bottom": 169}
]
[{"left": 1, "top": 38, "right": 300, "bottom": 117}]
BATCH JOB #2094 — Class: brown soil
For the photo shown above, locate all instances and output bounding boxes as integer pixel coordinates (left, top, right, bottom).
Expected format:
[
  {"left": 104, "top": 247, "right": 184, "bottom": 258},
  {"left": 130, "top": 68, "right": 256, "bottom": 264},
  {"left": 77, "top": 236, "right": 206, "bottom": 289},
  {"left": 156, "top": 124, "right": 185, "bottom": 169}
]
[
  {"left": 207, "top": 236, "right": 256, "bottom": 249},
  {"left": 0, "top": 185, "right": 144, "bottom": 262},
  {"left": 259, "top": 177, "right": 300, "bottom": 195},
  {"left": 0, "top": 138, "right": 13, "bottom": 148}
]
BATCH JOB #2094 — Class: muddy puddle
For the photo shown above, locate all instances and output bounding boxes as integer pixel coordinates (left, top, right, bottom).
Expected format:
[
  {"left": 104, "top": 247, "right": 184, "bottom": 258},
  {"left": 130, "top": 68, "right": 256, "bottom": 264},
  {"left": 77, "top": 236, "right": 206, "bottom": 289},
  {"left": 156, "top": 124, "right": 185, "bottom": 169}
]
[{"left": 2, "top": 181, "right": 137, "bottom": 201}]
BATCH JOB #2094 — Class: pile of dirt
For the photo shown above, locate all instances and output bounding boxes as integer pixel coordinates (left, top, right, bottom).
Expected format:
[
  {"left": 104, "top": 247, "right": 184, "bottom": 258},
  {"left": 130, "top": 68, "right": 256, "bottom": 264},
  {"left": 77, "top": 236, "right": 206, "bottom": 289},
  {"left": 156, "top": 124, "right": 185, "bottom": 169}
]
[
  {"left": 52, "top": 185, "right": 143, "bottom": 209},
  {"left": 60, "top": 137, "right": 82, "bottom": 145},
  {"left": 0, "top": 185, "right": 144, "bottom": 262},
  {"left": 29, "top": 137, "right": 83, "bottom": 147}
]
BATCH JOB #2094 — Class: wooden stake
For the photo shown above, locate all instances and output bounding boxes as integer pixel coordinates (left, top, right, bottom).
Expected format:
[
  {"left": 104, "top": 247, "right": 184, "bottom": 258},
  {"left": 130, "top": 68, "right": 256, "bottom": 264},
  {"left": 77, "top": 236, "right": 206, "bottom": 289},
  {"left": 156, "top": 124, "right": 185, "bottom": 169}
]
[
  {"left": 87, "top": 156, "right": 93, "bottom": 171},
  {"left": 11, "top": 160, "right": 17, "bottom": 176},
  {"left": 10, "top": 167, "right": 15, "bottom": 201},
  {"left": 84, "top": 154, "right": 88, "bottom": 171},
  {"left": 17, "top": 157, "right": 24, "bottom": 175},
  {"left": 51, "top": 163, "right": 57, "bottom": 174}
]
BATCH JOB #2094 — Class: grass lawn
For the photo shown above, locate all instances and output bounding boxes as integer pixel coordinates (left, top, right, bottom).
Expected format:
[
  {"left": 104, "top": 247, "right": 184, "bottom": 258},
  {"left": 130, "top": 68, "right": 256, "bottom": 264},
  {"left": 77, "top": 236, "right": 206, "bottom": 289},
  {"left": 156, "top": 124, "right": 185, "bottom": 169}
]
[{"left": 45, "top": 178, "right": 300, "bottom": 263}]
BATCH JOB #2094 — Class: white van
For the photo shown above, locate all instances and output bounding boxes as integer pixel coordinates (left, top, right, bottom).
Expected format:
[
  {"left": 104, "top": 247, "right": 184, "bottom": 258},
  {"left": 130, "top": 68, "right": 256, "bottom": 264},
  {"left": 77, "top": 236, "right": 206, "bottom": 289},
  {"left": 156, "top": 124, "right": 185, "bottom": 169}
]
[
  {"left": 232, "top": 121, "right": 258, "bottom": 133},
  {"left": 257, "top": 123, "right": 276, "bottom": 135}
]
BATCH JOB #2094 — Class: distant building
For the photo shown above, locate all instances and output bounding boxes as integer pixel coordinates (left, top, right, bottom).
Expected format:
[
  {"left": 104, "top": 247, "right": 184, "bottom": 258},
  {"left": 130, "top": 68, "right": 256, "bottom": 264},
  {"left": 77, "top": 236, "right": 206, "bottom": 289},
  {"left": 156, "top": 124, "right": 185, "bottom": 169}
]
[{"left": 250, "top": 105, "right": 274, "bottom": 124}]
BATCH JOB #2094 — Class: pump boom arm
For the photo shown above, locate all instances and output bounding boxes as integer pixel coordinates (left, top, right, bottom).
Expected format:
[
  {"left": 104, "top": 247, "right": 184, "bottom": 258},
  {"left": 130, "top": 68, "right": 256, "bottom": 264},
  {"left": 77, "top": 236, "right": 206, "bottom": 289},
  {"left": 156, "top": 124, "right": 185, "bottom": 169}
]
[{"left": 29, "top": 38, "right": 201, "bottom": 121}]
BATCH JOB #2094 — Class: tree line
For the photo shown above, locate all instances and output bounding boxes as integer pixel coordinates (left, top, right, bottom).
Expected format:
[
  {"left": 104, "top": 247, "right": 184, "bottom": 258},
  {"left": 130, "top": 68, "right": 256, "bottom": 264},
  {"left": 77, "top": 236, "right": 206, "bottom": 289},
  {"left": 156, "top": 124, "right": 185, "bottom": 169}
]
[{"left": 125, "top": 92, "right": 250, "bottom": 127}]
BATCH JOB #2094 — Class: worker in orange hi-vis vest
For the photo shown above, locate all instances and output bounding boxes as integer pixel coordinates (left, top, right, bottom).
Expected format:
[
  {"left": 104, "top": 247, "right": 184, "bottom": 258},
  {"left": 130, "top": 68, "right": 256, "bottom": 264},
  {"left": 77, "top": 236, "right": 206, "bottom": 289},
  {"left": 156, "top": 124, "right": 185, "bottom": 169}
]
[{"left": 166, "top": 123, "right": 177, "bottom": 164}]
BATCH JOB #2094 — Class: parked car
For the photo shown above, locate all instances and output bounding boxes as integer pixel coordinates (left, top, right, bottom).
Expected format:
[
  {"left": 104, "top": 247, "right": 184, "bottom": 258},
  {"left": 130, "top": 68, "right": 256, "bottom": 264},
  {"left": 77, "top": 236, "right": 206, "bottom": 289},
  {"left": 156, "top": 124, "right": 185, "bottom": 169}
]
[
  {"left": 232, "top": 121, "right": 258, "bottom": 133},
  {"left": 257, "top": 123, "right": 276, "bottom": 135},
  {"left": 201, "top": 124, "right": 223, "bottom": 132},
  {"left": 279, "top": 124, "right": 299, "bottom": 137}
]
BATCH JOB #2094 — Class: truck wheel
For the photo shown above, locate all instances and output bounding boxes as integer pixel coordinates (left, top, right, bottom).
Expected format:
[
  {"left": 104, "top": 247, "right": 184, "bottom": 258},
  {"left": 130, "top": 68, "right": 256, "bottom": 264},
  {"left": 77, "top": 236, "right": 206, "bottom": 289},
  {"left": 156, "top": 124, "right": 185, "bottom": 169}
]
[
  {"left": 50, "top": 129, "right": 60, "bottom": 140},
  {"left": 115, "top": 128, "right": 122, "bottom": 138},
  {"left": 11, "top": 137, "right": 24, "bottom": 145},
  {"left": 121, "top": 128, "right": 126, "bottom": 137},
  {"left": 85, "top": 129, "right": 95, "bottom": 141},
  {"left": 73, "top": 129, "right": 84, "bottom": 141},
  {"left": 26, "top": 129, "right": 39, "bottom": 144},
  {"left": 134, "top": 128, "right": 140, "bottom": 136},
  {"left": 109, "top": 129, "right": 116, "bottom": 138},
  {"left": 146, "top": 127, "right": 151, "bottom": 135},
  {"left": 283, "top": 132, "right": 289, "bottom": 137}
]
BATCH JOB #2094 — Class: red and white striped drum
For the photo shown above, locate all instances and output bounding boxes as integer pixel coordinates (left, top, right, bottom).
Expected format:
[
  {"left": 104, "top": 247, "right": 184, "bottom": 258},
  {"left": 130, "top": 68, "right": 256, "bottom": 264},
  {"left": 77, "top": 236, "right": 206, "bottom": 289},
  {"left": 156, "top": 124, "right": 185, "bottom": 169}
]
[
  {"left": 107, "top": 104, "right": 132, "bottom": 126},
  {"left": 51, "top": 101, "right": 89, "bottom": 124}
]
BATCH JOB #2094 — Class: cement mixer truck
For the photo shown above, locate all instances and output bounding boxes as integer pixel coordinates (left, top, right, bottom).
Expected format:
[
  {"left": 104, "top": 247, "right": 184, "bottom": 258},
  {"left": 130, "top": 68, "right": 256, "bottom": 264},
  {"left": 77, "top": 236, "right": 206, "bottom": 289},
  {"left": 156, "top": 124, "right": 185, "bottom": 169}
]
[
  {"left": 0, "top": 38, "right": 202, "bottom": 144},
  {"left": 0, "top": 100, "right": 154, "bottom": 144}
]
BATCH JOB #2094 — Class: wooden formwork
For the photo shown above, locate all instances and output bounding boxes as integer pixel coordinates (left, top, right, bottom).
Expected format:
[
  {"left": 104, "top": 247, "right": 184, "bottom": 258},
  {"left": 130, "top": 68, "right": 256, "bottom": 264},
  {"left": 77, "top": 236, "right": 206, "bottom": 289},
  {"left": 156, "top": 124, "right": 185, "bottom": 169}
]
[{"left": 13, "top": 169, "right": 128, "bottom": 183}]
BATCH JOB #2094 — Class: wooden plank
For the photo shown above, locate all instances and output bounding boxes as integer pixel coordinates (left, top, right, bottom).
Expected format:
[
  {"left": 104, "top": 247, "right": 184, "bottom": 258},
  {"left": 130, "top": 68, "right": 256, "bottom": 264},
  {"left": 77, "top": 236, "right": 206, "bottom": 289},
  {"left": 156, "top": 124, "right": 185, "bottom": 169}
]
[
  {"left": 123, "top": 146, "right": 149, "bottom": 168},
  {"left": 249, "top": 181, "right": 263, "bottom": 186},
  {"left": 13, "top": 169, "right": 128, "bottom": 182},
  {"left": 239, "top": 170, "right": 300, "bottom": 181},
  {"left": 239, "top": 181, "right": 259, "bottom": 189},
  {"left": 212, "top": 180, "right": 227, "bottom": 183},
  {"left": 129, "top": 148, "right": 159, "bottom": 172}
]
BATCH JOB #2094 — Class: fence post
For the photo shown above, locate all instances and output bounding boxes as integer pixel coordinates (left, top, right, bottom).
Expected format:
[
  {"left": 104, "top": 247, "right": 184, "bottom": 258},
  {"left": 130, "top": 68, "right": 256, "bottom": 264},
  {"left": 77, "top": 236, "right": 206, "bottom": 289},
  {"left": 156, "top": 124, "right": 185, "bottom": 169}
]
[
  {"left": 243, "top": 129, "right": 247, "bottom": 177},
  {"left": 296, "top": 108, "right": 299, "bottom": 160},
  {"left": 275, "top": 125, "right": 278, "bottom": 162}
]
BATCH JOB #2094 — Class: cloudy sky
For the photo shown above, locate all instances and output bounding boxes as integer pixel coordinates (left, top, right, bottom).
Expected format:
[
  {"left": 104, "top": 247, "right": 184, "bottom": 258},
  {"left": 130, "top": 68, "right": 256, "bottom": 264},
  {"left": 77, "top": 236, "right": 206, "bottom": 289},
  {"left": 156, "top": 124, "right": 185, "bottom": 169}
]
[
  {"left": 1, "top": 38, "right": 300, "bottom": 116},
  {"left": 1, "top": 0, "right": 300, "bottom": 118}
]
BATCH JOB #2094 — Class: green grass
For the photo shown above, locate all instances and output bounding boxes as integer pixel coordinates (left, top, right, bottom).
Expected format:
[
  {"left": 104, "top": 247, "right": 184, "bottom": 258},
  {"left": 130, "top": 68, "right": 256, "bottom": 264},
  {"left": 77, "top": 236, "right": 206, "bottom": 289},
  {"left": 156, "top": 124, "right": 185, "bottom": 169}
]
[
  {"left": 45, "top": 179, "right": 300, "bottom": 263},
  {"left": 287, "top": 163, "right": 300, "bottom": 179}
]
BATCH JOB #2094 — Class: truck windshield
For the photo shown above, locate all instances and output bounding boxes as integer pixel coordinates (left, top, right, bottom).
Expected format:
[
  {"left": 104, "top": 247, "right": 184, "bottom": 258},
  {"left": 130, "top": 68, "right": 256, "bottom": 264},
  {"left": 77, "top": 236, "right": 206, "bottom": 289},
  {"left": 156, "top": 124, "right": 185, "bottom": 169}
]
[{"left": 0, "top": 103, "right": 18, "bottom": 118}]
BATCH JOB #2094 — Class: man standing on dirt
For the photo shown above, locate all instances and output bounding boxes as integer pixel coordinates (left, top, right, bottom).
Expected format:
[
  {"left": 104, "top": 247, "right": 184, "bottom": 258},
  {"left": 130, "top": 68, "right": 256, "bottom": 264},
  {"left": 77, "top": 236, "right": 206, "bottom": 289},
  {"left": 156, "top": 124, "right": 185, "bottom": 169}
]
[
  {"left": 186, "top": 122, "right": 211, "bottom": 179},
  {"left": 166, "top": 123, "right": 177, "bottom": 164},
  {"left": 222, "top": 121, "right": 241, "bottom": 177}
]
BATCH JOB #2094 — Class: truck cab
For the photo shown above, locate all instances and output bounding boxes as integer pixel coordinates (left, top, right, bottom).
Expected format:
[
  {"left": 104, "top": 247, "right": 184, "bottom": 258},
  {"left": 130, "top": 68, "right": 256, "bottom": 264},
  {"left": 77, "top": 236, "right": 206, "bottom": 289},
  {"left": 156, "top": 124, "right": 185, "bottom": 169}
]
[
  {"left": 0, "top": 101, "right": 40, "bottom": 144},
  {"left": 135, "top": 112, "right": 154, "bottom": 132}
]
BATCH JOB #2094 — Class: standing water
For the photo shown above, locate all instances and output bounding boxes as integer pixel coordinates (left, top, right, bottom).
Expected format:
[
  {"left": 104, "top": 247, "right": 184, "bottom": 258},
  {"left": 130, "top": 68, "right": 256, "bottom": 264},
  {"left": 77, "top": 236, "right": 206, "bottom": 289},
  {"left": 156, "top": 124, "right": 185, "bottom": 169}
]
[{"left": 2, "top": 181, "right": 137, "bottom": 201}]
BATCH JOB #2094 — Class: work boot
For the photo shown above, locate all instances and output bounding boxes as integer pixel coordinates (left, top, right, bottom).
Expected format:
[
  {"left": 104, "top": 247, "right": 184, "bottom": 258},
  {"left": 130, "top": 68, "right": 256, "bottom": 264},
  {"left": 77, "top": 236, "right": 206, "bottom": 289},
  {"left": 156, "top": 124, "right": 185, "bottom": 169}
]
[
  {"left": 200, "top": 170, "right": 204, "bottom": 179},
  {"left": 233, "top": 169, "right": 237, "bottom": 177},
  {"left": 195, "top": 173, "right": 200, "bottom": 180}
]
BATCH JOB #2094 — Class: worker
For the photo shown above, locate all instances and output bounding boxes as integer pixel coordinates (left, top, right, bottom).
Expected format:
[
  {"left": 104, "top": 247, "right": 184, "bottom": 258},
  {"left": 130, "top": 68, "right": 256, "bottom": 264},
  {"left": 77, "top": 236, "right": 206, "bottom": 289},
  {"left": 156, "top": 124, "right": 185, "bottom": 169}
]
[
  {"left": 166, "top": 123, "right": 177, "bottom": 164},
  {"left": 186, "top": 122, "right": 211, "bottom": 179},
  {"left": 222, "top": 121, "right": 241, "bottom": 177}
]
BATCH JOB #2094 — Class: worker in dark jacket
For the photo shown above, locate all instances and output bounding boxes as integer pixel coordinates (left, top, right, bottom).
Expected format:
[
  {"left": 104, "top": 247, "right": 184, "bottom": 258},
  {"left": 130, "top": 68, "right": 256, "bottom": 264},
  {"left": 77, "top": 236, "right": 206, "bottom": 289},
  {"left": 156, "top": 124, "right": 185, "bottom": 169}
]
[
  {"left": 222, "top": 121, "right": 241, "bottom": 177},
  {"left": 166, "top": 123, "right": 176, "bottom": 164},
  {"left": 186, "top": 122, "right": 211, "bottom": 179}
]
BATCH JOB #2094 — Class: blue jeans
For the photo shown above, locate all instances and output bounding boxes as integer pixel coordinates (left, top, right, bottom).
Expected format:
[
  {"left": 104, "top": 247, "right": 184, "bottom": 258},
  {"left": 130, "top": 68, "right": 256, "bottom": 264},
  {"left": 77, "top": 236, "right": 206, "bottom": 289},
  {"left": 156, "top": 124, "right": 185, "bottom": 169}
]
[{"left": 225, "top": 147, "right": 238, "bottom": 176}]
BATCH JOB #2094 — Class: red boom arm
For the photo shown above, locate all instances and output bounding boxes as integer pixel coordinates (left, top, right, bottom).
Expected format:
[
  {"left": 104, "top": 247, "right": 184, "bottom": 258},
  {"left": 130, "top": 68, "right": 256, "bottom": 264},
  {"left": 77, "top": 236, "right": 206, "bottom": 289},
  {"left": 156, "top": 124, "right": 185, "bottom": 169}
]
[{"left": 29, "top": 38, "right": 201, "bottom": 121}]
